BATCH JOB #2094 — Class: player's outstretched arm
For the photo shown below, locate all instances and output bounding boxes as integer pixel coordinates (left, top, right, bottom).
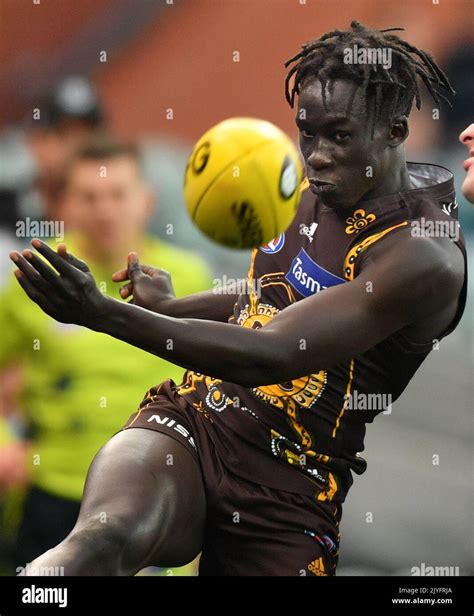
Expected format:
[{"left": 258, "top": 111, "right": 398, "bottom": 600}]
[
  {"left": 9, "top": 235, "right": 463, "bottom": 388},
  {"left": 9, "top": 239, "right": 265, "bottom": 386},
  {"left": 111, "top": 252, "right": 239, "bottom": 323}
]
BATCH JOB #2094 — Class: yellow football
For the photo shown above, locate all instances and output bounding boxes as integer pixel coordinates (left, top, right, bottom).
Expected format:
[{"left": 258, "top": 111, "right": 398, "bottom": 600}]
[{"left": 184, "top": 117, "right": 303, "bottom": 249}]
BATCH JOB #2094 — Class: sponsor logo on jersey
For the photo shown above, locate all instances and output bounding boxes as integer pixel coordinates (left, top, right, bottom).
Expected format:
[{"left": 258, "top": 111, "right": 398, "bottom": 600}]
[
  {"left": 285, "top": 248, "right": 345, "bottom": 297},
  {"left": 147, "top": 415, "right": 196, "bottom": 450},
  {"left": 299, "top": 222, "right": 318, "bottom": 242},
  {"left": 307, "top": 556, "right": 327, "bottom": 576},
  {"left": 259, "top": 233, "right": 285, "bottom": 254}
]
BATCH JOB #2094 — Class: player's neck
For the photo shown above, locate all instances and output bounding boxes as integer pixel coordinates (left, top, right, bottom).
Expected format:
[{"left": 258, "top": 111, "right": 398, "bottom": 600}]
[{"left": 363, "top": 152, "right": 412, "bottom": 202}]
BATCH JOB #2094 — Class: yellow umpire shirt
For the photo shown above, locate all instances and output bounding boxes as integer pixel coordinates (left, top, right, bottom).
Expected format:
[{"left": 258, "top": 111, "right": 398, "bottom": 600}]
[{"left": 0, "top": 234, "right": 212, "bottom": 501}]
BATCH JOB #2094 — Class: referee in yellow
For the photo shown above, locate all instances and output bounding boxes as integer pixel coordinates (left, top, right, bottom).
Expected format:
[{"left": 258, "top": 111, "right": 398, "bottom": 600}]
[{"left": 0, "top": 138, "right": 211, "bottom": 569}]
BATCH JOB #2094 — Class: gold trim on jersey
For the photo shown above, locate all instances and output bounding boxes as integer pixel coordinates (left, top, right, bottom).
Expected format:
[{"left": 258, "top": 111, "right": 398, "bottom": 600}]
[
  {"left": 332, "top": 221, "right": 409, "bottom": 443},
  {"left": 343, "top": 221, "right": 409, "bottom": 281},
  {"left": 248, "top": 248, "right": 258, "bottom": 281},
  {"left": 316, "top": 472, "right": 338, "bottom": 501},
  {"left": 331, "top": 358, "right": 355, "bottom": 438},
  {"left": 128, "top": 409, "right": 143, "bottom": 427}
]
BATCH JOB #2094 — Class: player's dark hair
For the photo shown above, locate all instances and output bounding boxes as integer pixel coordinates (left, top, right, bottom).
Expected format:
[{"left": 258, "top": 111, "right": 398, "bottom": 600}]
[{"left": 284, "top": 20, "right": 455, "bottom": 135}]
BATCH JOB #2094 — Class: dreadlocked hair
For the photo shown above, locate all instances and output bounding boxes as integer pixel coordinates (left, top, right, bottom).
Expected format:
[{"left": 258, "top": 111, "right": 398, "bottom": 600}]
[{"left": 284, "top": 21, "right": 455, "bottom": 137}]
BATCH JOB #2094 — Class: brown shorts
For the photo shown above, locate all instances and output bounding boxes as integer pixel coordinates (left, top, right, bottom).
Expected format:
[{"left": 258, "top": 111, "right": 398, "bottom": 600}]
[{"left": 122, "top": 379, "right": 342, "bottom": 576}]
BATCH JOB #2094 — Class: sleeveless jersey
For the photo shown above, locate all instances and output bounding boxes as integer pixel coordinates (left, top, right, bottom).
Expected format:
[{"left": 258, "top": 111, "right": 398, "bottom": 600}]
[{"left": 176, "top": 162, "right": 467, "bottom": 503}]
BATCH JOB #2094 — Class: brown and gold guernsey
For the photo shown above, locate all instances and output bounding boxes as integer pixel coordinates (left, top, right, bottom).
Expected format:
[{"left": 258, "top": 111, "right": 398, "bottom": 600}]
[{"left": 175, "top": 162, "right": 467, "bottom": 503}]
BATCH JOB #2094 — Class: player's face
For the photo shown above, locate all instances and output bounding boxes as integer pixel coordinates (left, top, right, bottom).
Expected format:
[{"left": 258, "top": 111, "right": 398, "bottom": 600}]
[
  {"left": 63, "top": 156, "right": 151, "bottom": 252},
  {"left": 296, "top": 77, "right": 395, "bottom": 210},
  {"left": 459, "top": 123, "right": 474, "bottom": 204}
]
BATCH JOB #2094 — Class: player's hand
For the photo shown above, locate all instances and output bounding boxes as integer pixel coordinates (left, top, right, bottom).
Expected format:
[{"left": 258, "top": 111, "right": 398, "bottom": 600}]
[
  {"left": 112, "top": 252, "right": 176, "bottom": 312},
  {"left": 10, "top": 239, "right": 108, "bottom": 328}
]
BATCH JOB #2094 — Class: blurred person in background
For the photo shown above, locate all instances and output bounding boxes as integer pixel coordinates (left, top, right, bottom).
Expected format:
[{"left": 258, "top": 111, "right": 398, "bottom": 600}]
[
  {"left": 0, "top": 136, "right": 211, "bottom": 571},
  {"left": 0, "top": 75, "right": 105, "bottom": 232},
  {"left": 434, "top": 44, "right": 474, "bottom": 230},
  {"left": 0, "top": 76, "right": 106, "bottom": 296},
  {"left": 0, "top": 363, "right": 28, "bottom": 574}
]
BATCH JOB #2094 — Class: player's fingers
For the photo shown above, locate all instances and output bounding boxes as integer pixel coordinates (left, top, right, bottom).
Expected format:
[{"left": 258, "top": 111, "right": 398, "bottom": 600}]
[
  {"left": 31, "top": 239, "right": 82, "bottom": 278},
  {"left": 140, "top": 264, "right": 157, "bottom": 276},
  {"left": 14, "top": 270, "right": 59, "bottom": 315},
  {"left": 22, "top": 250, "right": 61, "bottom": 286},
  {"left": 114, "top": 261, "right": 155, "bottom": 281},
  {"left": 111, "top": 268, "right": 129, "bottom": 282},
  {"left": 127, "top": 252, "right": 145, "bottom": 281},
  {"left": 57, "top": 243, "right": 90, "bottom": 273},
  {"left": 10, "top": 252, "right": 52, "bottom": 294},
  {"left": 120, "top": 283, "right": 132, "bottom": 299}
]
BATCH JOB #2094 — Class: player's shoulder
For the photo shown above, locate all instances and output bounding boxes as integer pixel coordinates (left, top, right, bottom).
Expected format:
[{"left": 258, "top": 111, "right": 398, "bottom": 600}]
[
  {"left": 360, "top": 227, "right": 465, "bottom": 303},
  {"left": 366, "top": 226, "right": 462, "bottom": 267}
]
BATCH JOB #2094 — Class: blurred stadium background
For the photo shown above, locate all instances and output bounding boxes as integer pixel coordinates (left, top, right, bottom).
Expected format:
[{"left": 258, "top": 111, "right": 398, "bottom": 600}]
[{"left": 0, "top": 0, "right": 472, "bottom": 576}]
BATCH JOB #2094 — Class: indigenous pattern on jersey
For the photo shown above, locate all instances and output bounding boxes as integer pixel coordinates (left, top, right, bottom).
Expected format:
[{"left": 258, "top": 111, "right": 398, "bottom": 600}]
[{"left": 175, "top": 163, "right": 467, "bottom": 503}]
